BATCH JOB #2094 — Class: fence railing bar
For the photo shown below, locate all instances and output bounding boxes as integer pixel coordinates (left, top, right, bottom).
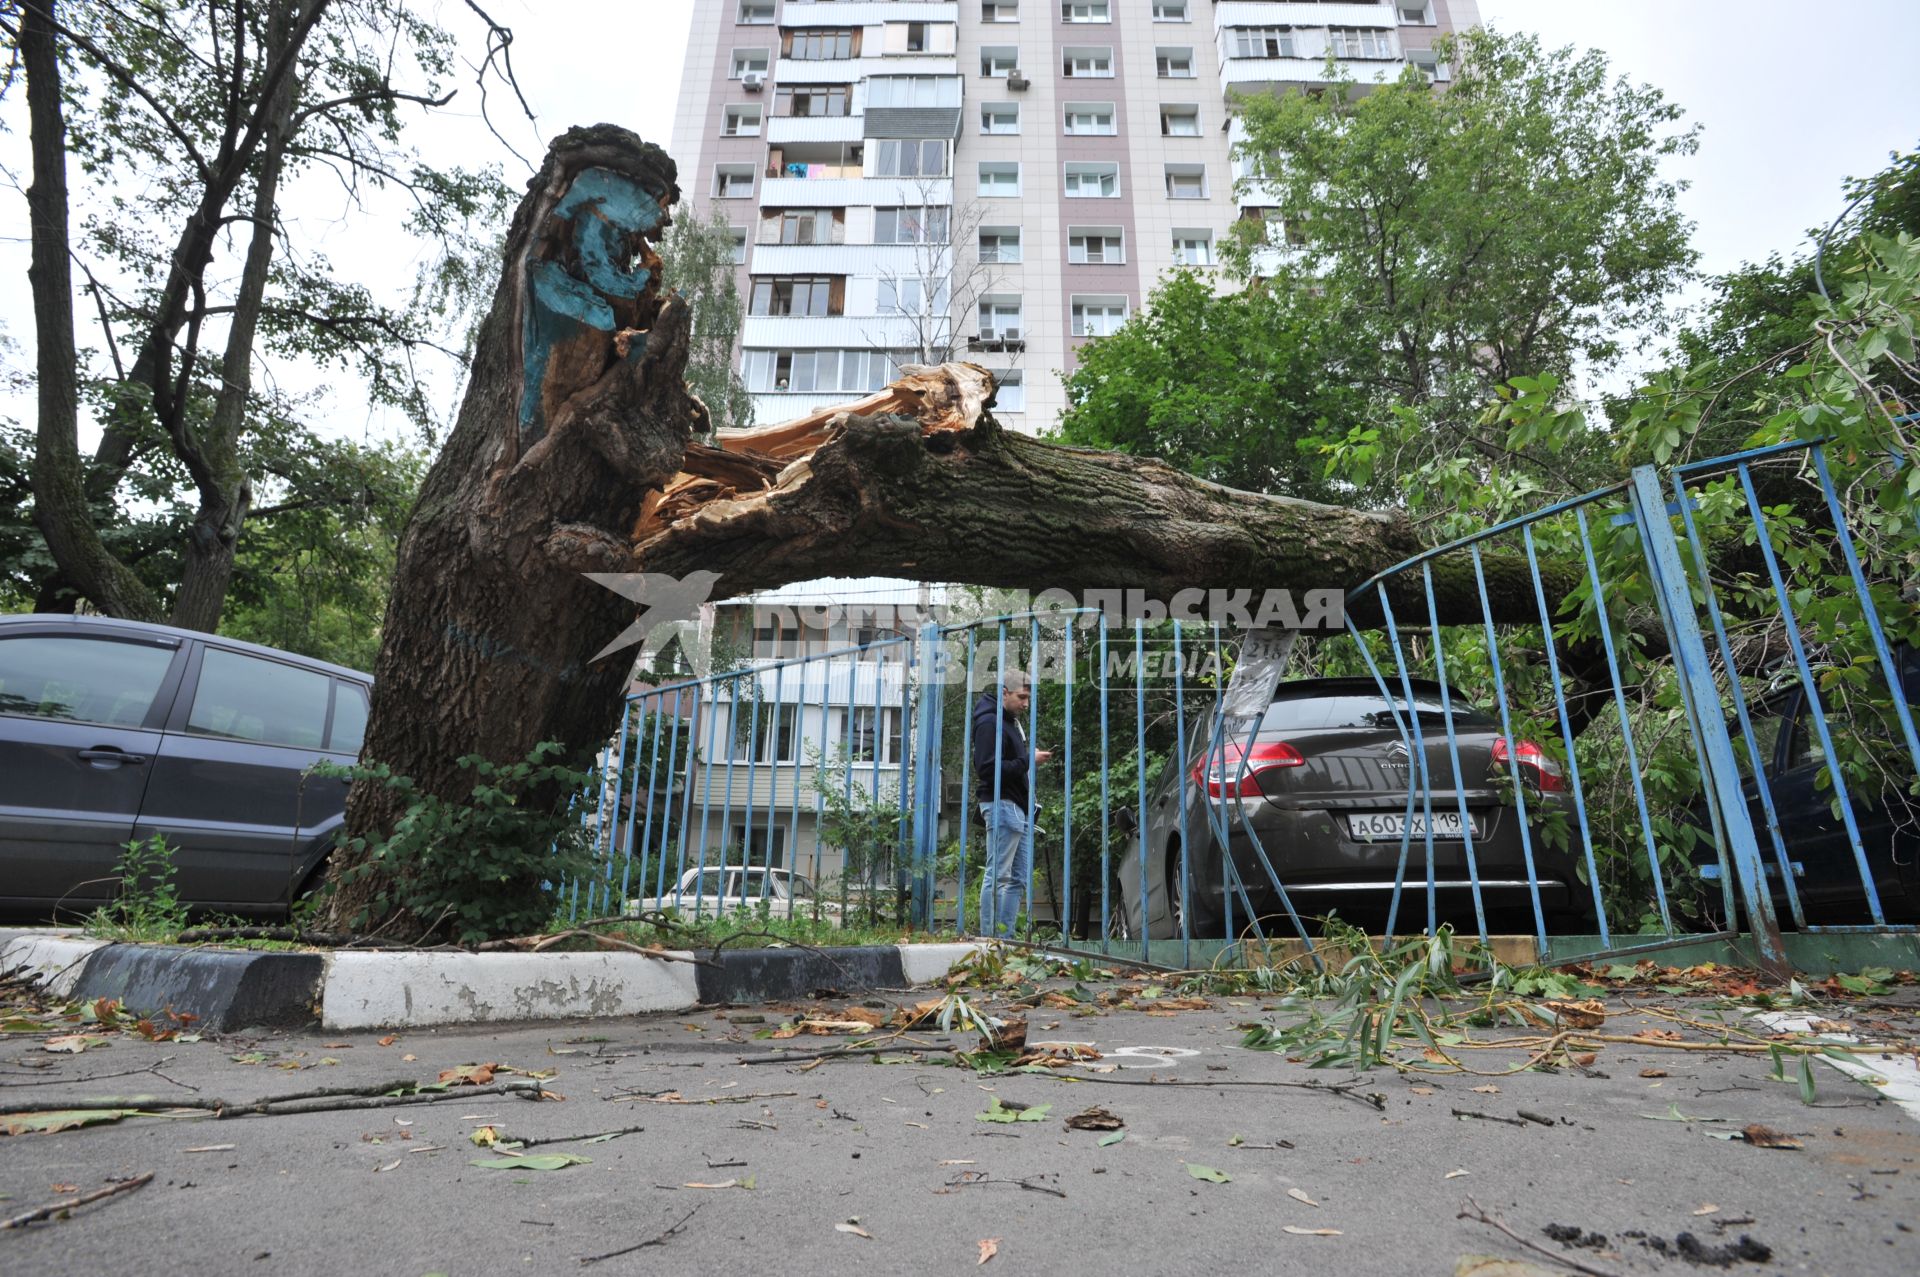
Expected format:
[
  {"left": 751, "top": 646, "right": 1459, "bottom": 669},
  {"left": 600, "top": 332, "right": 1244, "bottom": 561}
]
[
  {"left": 1376, "top": 585, "right": 1441, "bottom": 935},
  {"left": 1422, "top": 560, "right": 1492, "bottom": 948}
]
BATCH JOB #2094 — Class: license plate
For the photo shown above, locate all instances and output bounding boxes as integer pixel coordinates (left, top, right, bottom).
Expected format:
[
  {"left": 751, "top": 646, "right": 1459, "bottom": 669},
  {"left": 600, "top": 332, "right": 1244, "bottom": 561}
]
[{"left": 1347, "top": 810, "right": 1473, "bottom": 841}]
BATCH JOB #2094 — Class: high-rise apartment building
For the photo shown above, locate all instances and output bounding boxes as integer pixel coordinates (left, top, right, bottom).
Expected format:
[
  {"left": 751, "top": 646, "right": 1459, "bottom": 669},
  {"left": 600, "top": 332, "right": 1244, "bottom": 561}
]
[{"left": 670, "top": 0, "right": 1479, "bottom": 431}]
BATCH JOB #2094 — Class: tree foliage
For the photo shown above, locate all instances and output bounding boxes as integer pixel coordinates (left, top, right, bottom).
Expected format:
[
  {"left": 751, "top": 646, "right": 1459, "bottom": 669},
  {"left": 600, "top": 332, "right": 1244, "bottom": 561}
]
[{"left": 662, "top": 206, "right": 754, "bottom": 432}]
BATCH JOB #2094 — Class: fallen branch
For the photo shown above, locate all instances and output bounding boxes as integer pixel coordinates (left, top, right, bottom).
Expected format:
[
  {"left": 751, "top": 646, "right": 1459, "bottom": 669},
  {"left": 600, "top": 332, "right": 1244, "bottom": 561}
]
[
  {"left": 473, "top": 930, "right": 717, "bottom": 966},
  {"left": 941, "top": 1173, "right": 1068, "bottom": 1199},
  {"left": 0, "top": 1079, "right": 548, "bottom": 1120},
  {"left": 735, "top": 1039, "right": 946, "bottom": 1067},
  {"left": 2, "top": 1171, "right": 154, "bottom": 1229},
  {"left": 1451, "top": 1108, "right": 1530, "bottom": 1128},
  {"left": 1458, "top": 1196, "right": 1621, "bottom": 1277},
  {"left": 177, "top": 926, "right": 353, "bottom": 946},
  {"left": 1041, "top": 1073, "right": 1386, "bottom": 1111},
  {"left": 0, "top": 1059, "right": 184, "bottom": 1090},
  {"left": 579, "top": 1204, "right": 702, "bottom": 1265},
  {"left": 609, "top": 1090, "right": 799, "bottom": 1106},
  {"left": 517, "top": 1123, "right": 648, "bottom": 1148}
]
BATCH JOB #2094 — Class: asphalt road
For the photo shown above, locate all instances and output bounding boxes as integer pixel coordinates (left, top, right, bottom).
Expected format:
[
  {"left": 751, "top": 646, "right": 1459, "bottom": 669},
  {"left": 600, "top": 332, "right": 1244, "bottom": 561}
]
[{"left": 3, "top": 976, "right": 1917, "bottom": 1276}]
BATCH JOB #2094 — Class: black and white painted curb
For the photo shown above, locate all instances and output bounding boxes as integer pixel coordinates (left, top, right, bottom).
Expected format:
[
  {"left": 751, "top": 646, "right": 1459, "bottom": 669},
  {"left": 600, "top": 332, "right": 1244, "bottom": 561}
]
[{"left": 0, "top": 931, "right": 983, "bottom": 1033}]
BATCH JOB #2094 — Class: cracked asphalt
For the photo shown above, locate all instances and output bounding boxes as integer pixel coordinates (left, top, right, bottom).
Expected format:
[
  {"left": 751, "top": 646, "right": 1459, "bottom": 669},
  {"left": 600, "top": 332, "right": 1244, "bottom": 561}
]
[{"left": 3, "top": 973, "right": 1918, "bottom": 1276}]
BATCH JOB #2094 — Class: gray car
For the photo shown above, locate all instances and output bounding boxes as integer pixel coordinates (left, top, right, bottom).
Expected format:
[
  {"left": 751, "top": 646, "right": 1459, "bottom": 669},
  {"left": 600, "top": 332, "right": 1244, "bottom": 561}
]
[
  {"left": 0, "top": 614, "right": 369, "bottom": 921},
  {"left": 1118, "top": 678, "right": 1583, "bottom": 939}
]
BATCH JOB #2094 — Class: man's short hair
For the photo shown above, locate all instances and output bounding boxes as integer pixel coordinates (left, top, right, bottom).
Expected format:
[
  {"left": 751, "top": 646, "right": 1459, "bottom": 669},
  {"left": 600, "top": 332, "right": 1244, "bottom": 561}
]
[{"left": 998, "top": 668, "right": 1030, "bottom": 692}]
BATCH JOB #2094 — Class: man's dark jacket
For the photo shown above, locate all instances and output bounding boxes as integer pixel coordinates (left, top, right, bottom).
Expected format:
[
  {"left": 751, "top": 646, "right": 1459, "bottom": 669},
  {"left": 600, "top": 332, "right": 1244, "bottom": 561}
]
[{"left": 971, "top": 691, "right": 1030, "bottom": 810}]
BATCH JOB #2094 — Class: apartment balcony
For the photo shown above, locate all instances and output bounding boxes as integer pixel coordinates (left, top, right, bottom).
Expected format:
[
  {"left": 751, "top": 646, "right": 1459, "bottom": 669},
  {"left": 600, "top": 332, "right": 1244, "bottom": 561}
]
[
  {"left": 767, "top": 115, "right": 866, "bottom": 145},
  {"left": 1214, "top": 1, "right": 1397, "bottom": 31},
  {"left": 751, "top": 389, "right": 864, "bottom": 421},
  {"left": 758, "top": 176, "right": 952, "bottom": 207},
  {"left": 1217, "top": 55, "right": 1400, "bottom": 98},
  {"left": 775, "top": 55, "right": 957, "bottom": 84},
  {"left": 743, "top": 314, "right": 942, "bottom": 350},
  {"left": 748, "top": 243, "right": 930, "bottom": 276},
  {"left": 781, "top": 1, "right": 956, "bottom": 24}
]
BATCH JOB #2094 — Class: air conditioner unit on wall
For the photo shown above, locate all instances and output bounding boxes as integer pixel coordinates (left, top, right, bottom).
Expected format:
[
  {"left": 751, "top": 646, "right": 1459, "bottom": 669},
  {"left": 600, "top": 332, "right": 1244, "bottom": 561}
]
[
  {"left": 743, "top": 72, "right": 765, "bottom": 91},
  {"left": 1007, "top": 73, "right": 1029, "bottom": 90}
]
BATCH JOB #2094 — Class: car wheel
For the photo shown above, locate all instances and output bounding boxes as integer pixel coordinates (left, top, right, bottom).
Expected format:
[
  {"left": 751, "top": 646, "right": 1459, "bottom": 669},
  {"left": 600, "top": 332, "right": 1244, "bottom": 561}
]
[{"left": 1165, "top": 839, "right": 1218, "bottom": 939}]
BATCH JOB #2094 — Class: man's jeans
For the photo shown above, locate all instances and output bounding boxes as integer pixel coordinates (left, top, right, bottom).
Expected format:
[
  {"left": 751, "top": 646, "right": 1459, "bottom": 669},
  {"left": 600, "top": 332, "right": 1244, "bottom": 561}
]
[{"left": 977, "top": 799, "right": 1031, "bottom": 938}]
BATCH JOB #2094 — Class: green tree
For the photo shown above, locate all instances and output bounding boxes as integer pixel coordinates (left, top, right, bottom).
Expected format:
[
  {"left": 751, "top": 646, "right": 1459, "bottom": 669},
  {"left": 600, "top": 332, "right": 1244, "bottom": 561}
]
[
  {"left": 663, "top": 206, "right": 754, "bottom": 431},
  {"left": 1226, "top": 27, "right": 1698, "bottom": 491},
  {"left": 1053, "top": 270, "right": 1359, "bottom": 500},
  {"left": 3, "top": 0, "right": 513, "bottom": 629}
]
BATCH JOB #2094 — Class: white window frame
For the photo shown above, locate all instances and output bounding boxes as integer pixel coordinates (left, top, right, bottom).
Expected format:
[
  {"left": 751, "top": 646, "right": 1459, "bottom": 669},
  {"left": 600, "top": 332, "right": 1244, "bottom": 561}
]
[
  {"left": 1160, "top": 103, "right": 1200, "bottom": 137},
  {"left": 981, "top": 46, "right": 1020, "bottom": 77},
  {"left": 1070, "top": 296, "right": 1128, "bottom": 338},
  {"left": 1061, "top": 2, "right": 1109, "bottom": 23},
  {"left": 878, "top": 277, "right": 950, "bottom": 318},
  {"left": 722, "top": 103, "right": 762, "bottom": 137},
  {"left": 1067, "top": 226, "right": 1125, "bottom": 265},
  {"left": 993, "top": 369, "right": 1026, "bottom": 412},
  {"left": 1062, "top": 102, "right": 1116, "bottom": 136},
  {"left": 978, "top": 226, "right": 1022, "bottom": 264},
  {"left": 981, "top": 1, "right": 1019, "bottom": 23},
  {"left": 1063, "top": 161, "right": 1119, "bottom": 198},
  {"left": 1398, "top": 2, "right": 1435, "bottom": 25},
  {"left": 730, "top": 227, "right": 748, "bottom": 265},
  {"left": 736, "top": 1, "right": 774, "bottom": 25},
  {"left": 979, "top": 296, "right": 1023, "bottom": 341},
  {"left": 1155, "top": 46, "right": 1194, "bottom": 78},
  {"left": 1407, "top": 48, "right": 1446, "bottom": 81},
  {"left": 1152, "top": 0, "right": 1189, "bottom": 21},
  {"left": 978, "top": 161, "right": 1022, "bottom": 198},
  {"left": 1061, "top": 46, "right": 1113, "bottom": 78},
  {"left": 730, "top": 48, "right": 770, "bottom": 79},
  {"left": 1171, "top": 229, "right": 1213, "bottom": 266},
  {"left": 713, "top": 163, "right": 755, "bottom": 199},
  {"left": 1331, "top": 27, "right": 1397, "bottom": 59},
  {"left": 980, "top": 102, "right": 1021, "bottom": 135},
  {"left": 1164, "top": 163, "right": 1206, "bottom": 200}
]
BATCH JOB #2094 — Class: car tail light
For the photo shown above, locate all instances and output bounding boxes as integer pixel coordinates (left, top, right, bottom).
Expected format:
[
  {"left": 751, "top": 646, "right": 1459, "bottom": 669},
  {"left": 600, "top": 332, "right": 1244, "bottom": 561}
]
[
  {"left": 1492, "top": 737, "right": 1566, "bottom": 792},
  {"left": 1190, "top": 740, "right": 1304, "bottom": 798}
]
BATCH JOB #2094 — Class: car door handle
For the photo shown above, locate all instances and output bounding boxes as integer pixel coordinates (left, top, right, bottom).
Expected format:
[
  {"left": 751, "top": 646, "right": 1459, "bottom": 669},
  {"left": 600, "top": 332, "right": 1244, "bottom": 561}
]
[{"left": 78, "top": 747, "right": 149, "bottom": 764}]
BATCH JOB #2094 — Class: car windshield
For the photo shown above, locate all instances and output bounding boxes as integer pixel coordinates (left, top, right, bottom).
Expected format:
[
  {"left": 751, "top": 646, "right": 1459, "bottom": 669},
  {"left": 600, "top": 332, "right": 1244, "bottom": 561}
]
[{"left": 1260, "top": 687, "right": 1493, "bottom": 731}]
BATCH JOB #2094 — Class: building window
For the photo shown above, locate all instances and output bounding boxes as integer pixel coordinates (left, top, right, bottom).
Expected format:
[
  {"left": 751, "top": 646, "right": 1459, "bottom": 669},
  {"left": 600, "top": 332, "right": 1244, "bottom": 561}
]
[
  {"left": 722, "top": 104, "right": 762, "bottom": 137},
  {"left": 737, "top": 1, "right": 773, "bottom": 24},
  {"left": 866, "top": 76, "right": 962, "bottom": 109},
  {"left": 746, "top": 349, "right": 907, "bottom": 394},
  {"left": 874, "top": 205, "right": 950, "bottom": 244},
  {"left": 841, "top": 706, "right": 903, "bottom": 764},
  {"left": 1067, "top": 226, "right": 1124, "bottom": 265},
  {"left": 751, "top": 611, "right": 803, "bottom": 659},
  {"left": 1164, "top": 163, "right": 1206, "bottom": 199},
  {"left": 979, "top": 297, "right": 1022, "bottom": 341},
  {"left": 766, "top": 208, "right": 836, "bottom": 245},
  {"left": 1063, "top": 102, "right": 1115, "bottom": 136},
  {"left": 878, "top": 277, "right": 950, "bottom": 316},
  {"left": 1160, "top": 104, "right": 1200, "bottom": 137},
  {"left": 1230, "top": 27, "right": 1293, "bottom": 59},
  {"left": 713, "top": 163, "right": 755, "bottom": 198},
  {"left": 730, "top": 227, "right": 748, "bottom": 264},
  {"left": 1152, "top": 0, "right": 1188, "bottom": 21},
  {"left": 1063, "top": 161, "right": 1118, "bottom": 198},
  {"left": 979, "top": 161, "right": 1021, "bottom": 197},
  {"left": 750, "top": 277, "right": 841, "bottom": 318},
  {"left": 1061, "top": 2, "right": 1109, "bottom": 22},
  {"left": 981, "top": 102, "right": 1021, "bottom": 134},
  {"left": 981, "top": 1, "right": 1019, "bottom": 23},
  {"left": 873, "top": 139, "right": 948, "bottom": 178},
  {"left": 1155, "top": 47, "right": 1194, "bottom": 78},
  {"left": 981, "top": 46, "right": 1019, "bottom": 77},
  {"left": 993, "top": 369, "right": 1025, "bottom": 412},
  {"left": 785, "top": 28, "right": 857, "bottom": 61},
  {"left": 1071, "top": 296, "right": 1127, "bottom": 338},
  {"left": 978, "top": 226, "right": 1022, "bottom": 264},
  {"left": 1331, "top": 27, "right": 1397, "bottom": 59},
  {"left": 1399, "top": 3, "right": 1435, "bottom": 24},
  {"left": 1407, "top": 49, "right": 1445, "bottom": 81},
  {"left": 1061, "top": 46, "right": 1113, "bottom": 78},
  {"left": 776, "top": 84, "right": 851, "bottom": 117},
  {"left": 1171, "top": 229, "right": 1213, "bottom": 266},
  {"left": 730, "top": 48, "right": 770, "bottom": 79}
]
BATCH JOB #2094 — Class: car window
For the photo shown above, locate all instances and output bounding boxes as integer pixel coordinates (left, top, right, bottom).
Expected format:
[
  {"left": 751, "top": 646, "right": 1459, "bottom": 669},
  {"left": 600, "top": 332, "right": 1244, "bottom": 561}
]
[
  {"left": 686, "top": 871, "right": 725, "bottom": 896},
  {"left": 1261, "top": 689, "right": 1493, "bottom": 731},
  {"left": 1732, "top": 694, "right": 1789, "bottom": 779},
  {"left": 186, "top": 648, "right": 330, "bottom": 748},
  {"left": 0, "top": 635, "right": 175, "bottom": 726},
  {"left": 330, "top": 681, "right": 370, "bottom": 754},
  {"left": 792, "top": 876, "right": 815, "bottom": 899},
  {"left": 1784, "top": 715, "right": 1828, "bottom": 772}
]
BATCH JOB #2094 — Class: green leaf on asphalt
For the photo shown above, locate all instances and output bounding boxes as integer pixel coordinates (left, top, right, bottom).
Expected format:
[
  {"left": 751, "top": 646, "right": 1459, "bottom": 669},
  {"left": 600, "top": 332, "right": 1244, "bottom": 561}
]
[
  {"left": 1099, "top": 1131, "right": 1125, "bottom": 1147},
  {"left": 469, "top": 1153, "right": 591, "bottom": 1171},
  {"left": 1797, "top": 1053, "right": 1818, "bottom": 1105},
  {"left": 1, "top": 1108, "right": 147, "bottom": 1136},
  {"left": 1186, "top": 1164, "right": 1231, "bottom": 1183},
  {"left": 1640, "top": 1103, "right": 1725, "bottom": 1122},
  {"left": 975, "top": 1097, "right": 1052, "bottom": 1124}
]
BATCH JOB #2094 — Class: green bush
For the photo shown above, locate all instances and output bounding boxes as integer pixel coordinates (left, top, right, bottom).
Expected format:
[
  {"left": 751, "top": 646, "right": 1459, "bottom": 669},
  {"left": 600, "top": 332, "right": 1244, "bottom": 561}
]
[{"left": 87, "top": 834, "right": 189, "bottom": 942}]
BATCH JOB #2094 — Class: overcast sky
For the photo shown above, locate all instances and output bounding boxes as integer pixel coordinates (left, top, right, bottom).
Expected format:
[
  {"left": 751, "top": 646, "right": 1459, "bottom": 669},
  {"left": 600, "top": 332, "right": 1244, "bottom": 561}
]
[{"left": 3, "top": 0, "right": 1917, "bottom": 446}]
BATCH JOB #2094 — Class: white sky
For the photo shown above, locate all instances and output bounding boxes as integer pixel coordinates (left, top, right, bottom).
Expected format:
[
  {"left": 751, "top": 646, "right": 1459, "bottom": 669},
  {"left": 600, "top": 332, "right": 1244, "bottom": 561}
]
[{"left": 1, "top": 0, "right": 1916, "bottom": 447}]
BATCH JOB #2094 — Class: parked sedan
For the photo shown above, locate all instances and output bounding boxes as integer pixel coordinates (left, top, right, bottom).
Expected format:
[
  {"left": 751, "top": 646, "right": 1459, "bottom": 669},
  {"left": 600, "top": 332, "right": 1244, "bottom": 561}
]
[
  {"left": 627, "top": 866, "right": 835, "bottom": 922},
  {"left": 1118, "top": 678, "right": 1583, "bottom": 939},
  {"left": 0, "top": 614, "right": 369, "bottom": 921}
]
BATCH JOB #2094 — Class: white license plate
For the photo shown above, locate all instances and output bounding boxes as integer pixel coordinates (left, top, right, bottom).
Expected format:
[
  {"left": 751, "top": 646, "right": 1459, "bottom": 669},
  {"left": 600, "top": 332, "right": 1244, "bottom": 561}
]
[{"left": 1347, "top": 810, "right": 1473, "bottom": 841}]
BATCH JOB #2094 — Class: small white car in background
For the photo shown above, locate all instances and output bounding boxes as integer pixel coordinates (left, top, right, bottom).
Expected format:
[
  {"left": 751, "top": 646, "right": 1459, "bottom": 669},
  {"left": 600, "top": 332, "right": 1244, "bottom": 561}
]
[{"left": 628, "top": 866, "right": 836, "bottom": 922}]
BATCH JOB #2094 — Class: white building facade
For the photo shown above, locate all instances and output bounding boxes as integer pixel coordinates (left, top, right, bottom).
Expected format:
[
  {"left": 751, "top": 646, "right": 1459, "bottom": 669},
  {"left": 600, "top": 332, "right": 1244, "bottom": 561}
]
[{"left": 669, "top": 0, "right": 1481, "bottom": 434}]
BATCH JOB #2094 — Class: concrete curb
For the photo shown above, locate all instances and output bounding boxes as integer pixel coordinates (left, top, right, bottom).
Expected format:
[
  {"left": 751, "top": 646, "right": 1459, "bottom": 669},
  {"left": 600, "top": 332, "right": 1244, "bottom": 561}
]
[{"left": 1, "top": 931, "right": 985, "bottom": 1032}]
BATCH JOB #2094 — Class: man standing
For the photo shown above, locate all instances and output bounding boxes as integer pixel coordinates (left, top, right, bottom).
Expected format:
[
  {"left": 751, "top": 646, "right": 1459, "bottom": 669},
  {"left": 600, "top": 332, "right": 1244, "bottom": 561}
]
[{"left": 971, "top": 669, "right": 1052, "bottom": 937}]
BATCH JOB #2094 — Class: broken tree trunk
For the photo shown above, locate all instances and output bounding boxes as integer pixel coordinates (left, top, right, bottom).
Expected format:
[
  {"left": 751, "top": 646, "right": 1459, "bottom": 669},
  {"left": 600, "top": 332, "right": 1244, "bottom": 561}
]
[{"left": 323, "top": 126, "right": 702, "bottom": 933}]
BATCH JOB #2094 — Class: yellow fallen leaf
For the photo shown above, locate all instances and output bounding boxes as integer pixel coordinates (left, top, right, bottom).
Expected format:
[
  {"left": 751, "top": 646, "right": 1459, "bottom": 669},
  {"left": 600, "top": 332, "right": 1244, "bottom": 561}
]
[
  {"left": 1692, "top": 1203, "right": 1718, "bottom": 1216},
  {"left": 977, "top": 1238, "right": 1000, "bottom": 1265},
  {"left": 1445, "top": 1168, "right": 1471, "bottom": 1179},
  {"left": 1287, "top": 1188, "right": 1320, "bottom": 1207},
  {"left": 836, "top": 1221, "right": 872, "bottom": 1239}
]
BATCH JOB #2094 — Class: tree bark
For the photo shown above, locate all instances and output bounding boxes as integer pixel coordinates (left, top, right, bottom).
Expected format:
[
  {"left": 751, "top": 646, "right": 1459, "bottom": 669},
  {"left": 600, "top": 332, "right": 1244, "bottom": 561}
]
[
  {"left": 323, "top": 126, "right": 700, "bottom": 934},
  {"left": 22, "top": 0, "right": 165, "bottom": 622}
]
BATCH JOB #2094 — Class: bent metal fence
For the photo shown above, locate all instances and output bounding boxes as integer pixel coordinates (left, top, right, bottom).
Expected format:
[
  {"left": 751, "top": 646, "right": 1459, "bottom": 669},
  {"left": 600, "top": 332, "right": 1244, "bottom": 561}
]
[{"left": 576, "top": 441, "right": 1918, "bottom": 975}]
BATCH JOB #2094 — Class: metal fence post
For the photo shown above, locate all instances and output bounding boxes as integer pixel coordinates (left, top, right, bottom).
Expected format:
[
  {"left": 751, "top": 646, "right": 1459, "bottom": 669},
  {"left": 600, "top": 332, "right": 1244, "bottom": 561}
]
[
  {"left": 909, "top": 623, "right": 944, "bottom": 929},
  {"left": 1627, "top": 465, "right": 1792, "bottom": 977}
]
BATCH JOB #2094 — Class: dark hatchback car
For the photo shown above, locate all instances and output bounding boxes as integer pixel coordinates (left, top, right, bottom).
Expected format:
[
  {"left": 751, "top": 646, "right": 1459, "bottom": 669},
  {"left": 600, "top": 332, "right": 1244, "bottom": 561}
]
[
  {"left": 1119, "top": 678, "right": 1582, "bottom": 939},
  {"left": 1712, "top": 653, "right": 1920, "bottom": 925},
  {"left": 0, "top": 614, "right": 369, "bottom": 921}
]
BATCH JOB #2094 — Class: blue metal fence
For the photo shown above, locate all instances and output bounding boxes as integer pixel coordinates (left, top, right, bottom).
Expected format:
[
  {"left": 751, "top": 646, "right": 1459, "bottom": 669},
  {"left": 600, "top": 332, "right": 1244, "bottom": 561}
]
[{"left": 578, "top": 442, "right": 1918, "bottom": 974}]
